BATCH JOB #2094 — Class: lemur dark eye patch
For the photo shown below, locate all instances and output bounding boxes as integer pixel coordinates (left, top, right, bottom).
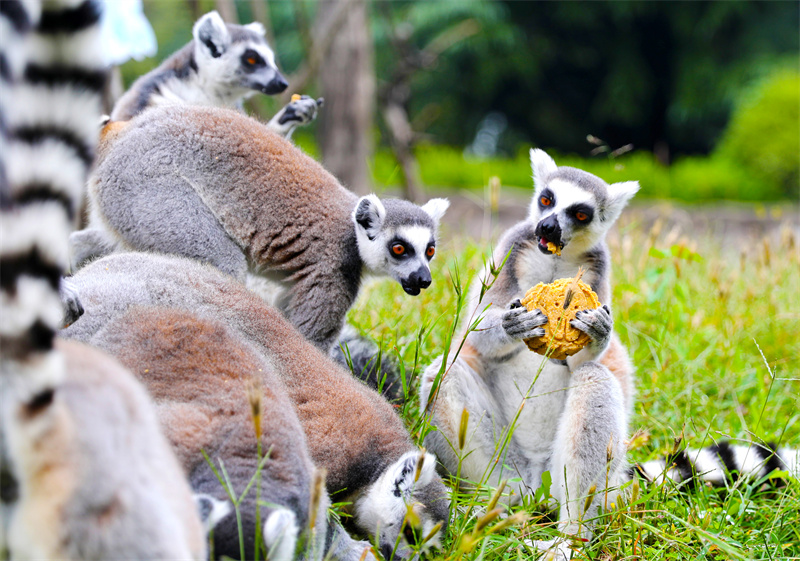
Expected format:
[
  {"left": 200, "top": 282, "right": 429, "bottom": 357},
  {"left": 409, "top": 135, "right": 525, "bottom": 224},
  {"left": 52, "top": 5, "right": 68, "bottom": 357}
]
[
  {"left": 241, "top": 49, "right": 265, "bottom": 71},
  {"left": 388, "top": 237, "right": 414, "bottom": 258},
  {"left": 538, "top": 188, "right": 555, "bottom": 210},
  {"left": 565, "top": 203, "right": 594, "bottom": 225}
]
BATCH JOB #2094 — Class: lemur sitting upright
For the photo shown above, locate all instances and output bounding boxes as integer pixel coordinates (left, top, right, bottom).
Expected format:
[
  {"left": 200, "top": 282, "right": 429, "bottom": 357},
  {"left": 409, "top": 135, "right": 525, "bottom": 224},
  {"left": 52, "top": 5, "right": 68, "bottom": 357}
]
[
  {"left": 111, "top": 10, "right": 322, "bottom": 140},
  {"left": 69, "top": 104, "right": 449, "bottom": 352},
  {"left": 420, "top": 149, "right": 638, "bottom": 557},
  {"left": 62, "top": 251, "right": 451, "bottom": 560}
]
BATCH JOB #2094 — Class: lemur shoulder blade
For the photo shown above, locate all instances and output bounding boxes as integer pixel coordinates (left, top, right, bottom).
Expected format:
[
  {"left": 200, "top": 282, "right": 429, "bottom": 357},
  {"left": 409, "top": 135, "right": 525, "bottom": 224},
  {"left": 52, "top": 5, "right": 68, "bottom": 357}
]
[
  {"left": 81, "top": 104, "right": 448, "bottom": 351},
  {"left": 62, "top": 251, "right": 450, "bottom": 559}
]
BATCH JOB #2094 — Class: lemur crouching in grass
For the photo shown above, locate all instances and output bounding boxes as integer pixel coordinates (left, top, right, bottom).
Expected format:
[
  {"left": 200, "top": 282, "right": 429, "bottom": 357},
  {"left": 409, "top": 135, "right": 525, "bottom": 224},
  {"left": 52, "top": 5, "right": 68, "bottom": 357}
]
[
  {"left": 63, "top": 252, "right": 451, "bottom": 560},
  {"left": 85, "top": 305, "right": 373, "bottom": 561},
  {"left": 68, "top": 104, "right": 448, "bottom": 352},
  {"left": 1, "top": 1, "right": 205, "bottom": 559},
  {"left": 420, "top": 150, "right": 638, "bottom": 558},
  {"left": 110, "top": 10, "right": 322, "bottom": 140}
]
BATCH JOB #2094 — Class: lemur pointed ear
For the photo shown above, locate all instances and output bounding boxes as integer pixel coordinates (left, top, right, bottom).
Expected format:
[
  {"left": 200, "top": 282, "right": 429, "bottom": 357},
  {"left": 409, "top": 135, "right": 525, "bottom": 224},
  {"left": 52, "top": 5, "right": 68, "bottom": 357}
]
[
  {"left": 421, "top": 198, "right": 450, "bottom": 224},
  {"left": 193, "top": 493, "right": 231, "bottom": 532},
  {"left": 388, "top": 451, "right": 437, "bottom": 500},
  {"left": 193, "top": 11, "right": 231, "bottom": 59},
  {"left": 530, "top": 148, "right": 557, "bottom": 191},
  {"left": 353, "top": 195, "right": 386, "bottom": 241},
  {"left": 604, "top": 180, "right": 639, "bottom": 222},
  {"left": 244, "top": 22, "right": 266, "bottom": 37}
]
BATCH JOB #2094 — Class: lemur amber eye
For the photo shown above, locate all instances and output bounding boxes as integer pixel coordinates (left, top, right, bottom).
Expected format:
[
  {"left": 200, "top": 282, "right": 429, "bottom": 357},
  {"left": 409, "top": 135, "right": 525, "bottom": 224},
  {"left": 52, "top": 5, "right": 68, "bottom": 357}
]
[
  {"left": 247, "top": 57, "right": 257, "bottom": 65},
  {"left": 392, "top": 244, "right": 405, "bottom": 256},
  {"left": 426, "top": 246, "right": 436, "bottom": 258},
  {"left": 575, "top": 211, "right": 588, "bottom": 221},
  {"left": 540, "top": 196, "right": 551, "bottom": 207}
]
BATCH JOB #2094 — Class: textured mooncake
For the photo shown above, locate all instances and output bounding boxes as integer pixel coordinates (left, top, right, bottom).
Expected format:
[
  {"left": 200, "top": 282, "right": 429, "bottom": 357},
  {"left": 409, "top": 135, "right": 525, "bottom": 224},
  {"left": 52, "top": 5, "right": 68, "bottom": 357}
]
[{"left": 520, "top": 276, "right": 601, "bottom": 360}]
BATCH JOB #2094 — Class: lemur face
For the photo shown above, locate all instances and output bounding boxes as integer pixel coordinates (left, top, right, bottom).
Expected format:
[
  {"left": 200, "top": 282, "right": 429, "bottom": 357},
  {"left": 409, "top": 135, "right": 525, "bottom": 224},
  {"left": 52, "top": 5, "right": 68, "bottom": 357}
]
[
  {"left": 193, "top": 11, "right": 287, "bottom": 99},
  {"left": 528, "top": 149, "right": 639, "bottom": 256},
  {"left": 353, "top": 196, "right": 449, "bottom": 295},
  {"left": 353, "top": 452, "right": 449, "bottom": 560}
]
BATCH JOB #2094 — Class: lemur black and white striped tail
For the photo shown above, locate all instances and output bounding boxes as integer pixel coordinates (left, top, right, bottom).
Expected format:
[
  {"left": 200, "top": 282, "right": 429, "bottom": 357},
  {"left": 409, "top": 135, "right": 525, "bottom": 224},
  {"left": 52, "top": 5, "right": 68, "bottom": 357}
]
[
  {"left": 634, "top": 442, "right": 799, "bottom": 488},
  {"left": 0, "top": 0, "right": 104, "bottom": 387}
]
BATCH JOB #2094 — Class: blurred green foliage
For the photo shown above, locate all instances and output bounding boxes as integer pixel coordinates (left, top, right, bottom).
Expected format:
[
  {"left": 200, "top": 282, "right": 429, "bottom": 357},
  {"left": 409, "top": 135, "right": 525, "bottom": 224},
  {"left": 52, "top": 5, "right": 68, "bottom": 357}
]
[
  {"left": 716, "top": 69, "right": 800, "bottom": 198},
  {"left": 120, "top": 1, "right": 798, "bottom": 201}
]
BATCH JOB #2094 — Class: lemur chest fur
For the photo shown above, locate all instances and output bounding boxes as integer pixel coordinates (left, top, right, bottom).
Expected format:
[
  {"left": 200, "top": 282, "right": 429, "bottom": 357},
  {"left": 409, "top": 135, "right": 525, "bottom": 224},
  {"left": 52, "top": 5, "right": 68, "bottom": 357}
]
[
  {"left": 513, "top": 245, "right": 584, "bottom": 293},
  {"left": 484, "top": 345, "right": 572, "bottom": 459}
]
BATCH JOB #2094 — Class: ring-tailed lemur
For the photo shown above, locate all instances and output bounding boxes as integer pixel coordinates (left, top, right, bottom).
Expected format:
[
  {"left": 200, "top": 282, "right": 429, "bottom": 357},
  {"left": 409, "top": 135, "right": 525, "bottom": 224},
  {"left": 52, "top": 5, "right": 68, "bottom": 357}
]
[
  {"left": 110, "top": 10, "right": 322, "bottom": 140},
  {"left": 68, "top": 104, "right": 449, "bottom": 352},
  {"left": 86, "top": 305, "right": 374, "bottom": 561},
  {"left": 62, "top": 251, "right": 451, "bottom": 560},
  {"left": 419, "top": 149, "right": 639, "bottom": 557},
  {"left": 419, "top": 150, "right": 799, "bottom": 558},
  {"left": 0, "top": 1, "right": 205, "bottom": 559}
]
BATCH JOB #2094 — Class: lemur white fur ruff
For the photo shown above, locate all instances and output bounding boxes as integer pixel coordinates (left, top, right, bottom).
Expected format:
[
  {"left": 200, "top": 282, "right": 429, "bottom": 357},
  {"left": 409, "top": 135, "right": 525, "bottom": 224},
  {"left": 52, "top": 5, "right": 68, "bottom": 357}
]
[
  {"left": 62, "top": 251, "right": 451, "bottom": 560},
  {"left": 0, "top": 1, "right": 205, "bottom": 559},
  {"left": 68, "top": 104, "right": 449, "bottom": 352},
  {"left": 110, "top": 10, "right": 322, "bottom": 140},
  {"left": 84, "top": 305, "right": 374, "bottom": 561},
  {"left": 420, "top": 149, "right": 638, "bottom": 557}
]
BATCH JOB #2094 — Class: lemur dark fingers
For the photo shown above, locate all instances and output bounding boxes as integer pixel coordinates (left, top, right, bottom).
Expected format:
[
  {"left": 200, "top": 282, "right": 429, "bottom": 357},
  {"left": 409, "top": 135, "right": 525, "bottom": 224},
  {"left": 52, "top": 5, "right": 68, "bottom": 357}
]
[
  {"left": 570, "top": 305, "right": 613, "bottom": 344},
  {"left": 277, "top": 96, "right": 321, "bottom": 125},
  {"left": 60, "top": 277, "right": 84, "bottom": 328},
  {"left": 502, "top": 307, "right": 548, "bottom": 340}
]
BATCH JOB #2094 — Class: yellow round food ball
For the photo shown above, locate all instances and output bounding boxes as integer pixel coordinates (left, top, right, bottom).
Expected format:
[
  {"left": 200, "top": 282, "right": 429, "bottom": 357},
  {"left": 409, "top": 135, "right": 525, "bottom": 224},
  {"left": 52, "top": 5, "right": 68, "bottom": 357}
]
[{"left": 519, "top": 277, "right": 601, "bottom": 360}]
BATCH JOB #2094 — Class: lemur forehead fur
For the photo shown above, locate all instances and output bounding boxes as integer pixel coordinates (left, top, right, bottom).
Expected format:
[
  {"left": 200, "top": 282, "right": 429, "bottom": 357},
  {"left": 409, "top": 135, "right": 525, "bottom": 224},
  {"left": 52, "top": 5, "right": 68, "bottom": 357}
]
[
  {"left": 75, "top": 104, "right": 448, "bottom": 351},
  {"left": 111, "top": 10, "right": 287, "bottom": 122}
]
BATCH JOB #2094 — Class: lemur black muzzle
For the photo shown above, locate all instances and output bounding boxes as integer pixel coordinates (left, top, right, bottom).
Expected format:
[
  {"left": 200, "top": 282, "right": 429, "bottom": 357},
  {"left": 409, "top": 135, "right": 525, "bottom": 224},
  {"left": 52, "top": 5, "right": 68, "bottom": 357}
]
[
  {"left": 535, "top": 214, "right": 563, "bottom": 254},
  {"left": 261, "top": 73, "right": 288, "bottom": 95},
  {"left": 401, "top": 266, "right": 432, "bottom": 296}
]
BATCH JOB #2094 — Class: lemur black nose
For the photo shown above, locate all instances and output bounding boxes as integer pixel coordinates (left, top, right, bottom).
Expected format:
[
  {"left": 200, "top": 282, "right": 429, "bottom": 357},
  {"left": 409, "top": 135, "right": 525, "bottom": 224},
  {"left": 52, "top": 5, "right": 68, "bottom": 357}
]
[
  {"left": 409, "top": 266, "right": 432, "bottom": 290},
  {"left": 540, "top": 214, "right": 559, "bottom": 235},
  {"left": 262, "top": 74, "right": 288, "bottom": 95}
]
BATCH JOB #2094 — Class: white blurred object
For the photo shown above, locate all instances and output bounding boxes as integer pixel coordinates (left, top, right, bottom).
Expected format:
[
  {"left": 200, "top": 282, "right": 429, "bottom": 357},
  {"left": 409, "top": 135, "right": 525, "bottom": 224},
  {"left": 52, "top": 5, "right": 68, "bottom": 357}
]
[{"left": 100, "top": 0, "right": 158, "bottom": 66}]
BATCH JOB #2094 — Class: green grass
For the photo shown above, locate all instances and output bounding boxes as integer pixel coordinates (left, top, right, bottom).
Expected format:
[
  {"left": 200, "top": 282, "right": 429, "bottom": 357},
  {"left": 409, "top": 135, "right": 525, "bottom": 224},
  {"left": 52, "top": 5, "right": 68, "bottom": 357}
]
[{"left": 345, "top": 219, "right": 800, "bottom": 560}]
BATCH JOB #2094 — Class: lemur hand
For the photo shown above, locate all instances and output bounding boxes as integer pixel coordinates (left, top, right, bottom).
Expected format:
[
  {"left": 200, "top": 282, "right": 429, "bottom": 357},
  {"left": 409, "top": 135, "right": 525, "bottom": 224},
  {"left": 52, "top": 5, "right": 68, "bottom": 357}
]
[
  {"left": 502, "top": 299, "right": 548, "bottom": 341},
  {"left": 570, "top": 304, "right": 612, "bottom": 353},
  {"left": 277, "top": 95, "right": 324, "bottom": 126}
]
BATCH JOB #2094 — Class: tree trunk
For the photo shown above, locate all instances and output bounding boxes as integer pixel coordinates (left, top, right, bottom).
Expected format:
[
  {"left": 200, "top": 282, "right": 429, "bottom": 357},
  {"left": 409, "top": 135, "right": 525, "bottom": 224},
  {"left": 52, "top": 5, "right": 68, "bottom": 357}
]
[{"left": 316, "top": 0, "right": 374, "bottom": 195}]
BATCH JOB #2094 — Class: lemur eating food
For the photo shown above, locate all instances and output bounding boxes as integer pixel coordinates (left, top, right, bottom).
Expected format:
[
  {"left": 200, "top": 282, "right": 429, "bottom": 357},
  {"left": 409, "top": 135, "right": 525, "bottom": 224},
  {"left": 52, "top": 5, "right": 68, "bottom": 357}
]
[{"left": 420, "top": 149, "right": 638, "bottom": 557}]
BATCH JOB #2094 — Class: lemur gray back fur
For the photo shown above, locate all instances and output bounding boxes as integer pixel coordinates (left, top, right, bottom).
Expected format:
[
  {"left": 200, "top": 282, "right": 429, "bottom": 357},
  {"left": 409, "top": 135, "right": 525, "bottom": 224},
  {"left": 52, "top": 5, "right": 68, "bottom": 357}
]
[
  {"left": 62, "top": 251, "right": 450, "bottom": 559},
  {"left": 420, "top": 149, "right": 638, "bottom": 558},
  {"left": 73, "top": 104, "right": 447, "bottom": 351},
  {"left": 111, "top": 10, "right": 287, "bottom": 121},
  {"left": 85, "top": 305, "right": 372, "bottom": 561}
]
